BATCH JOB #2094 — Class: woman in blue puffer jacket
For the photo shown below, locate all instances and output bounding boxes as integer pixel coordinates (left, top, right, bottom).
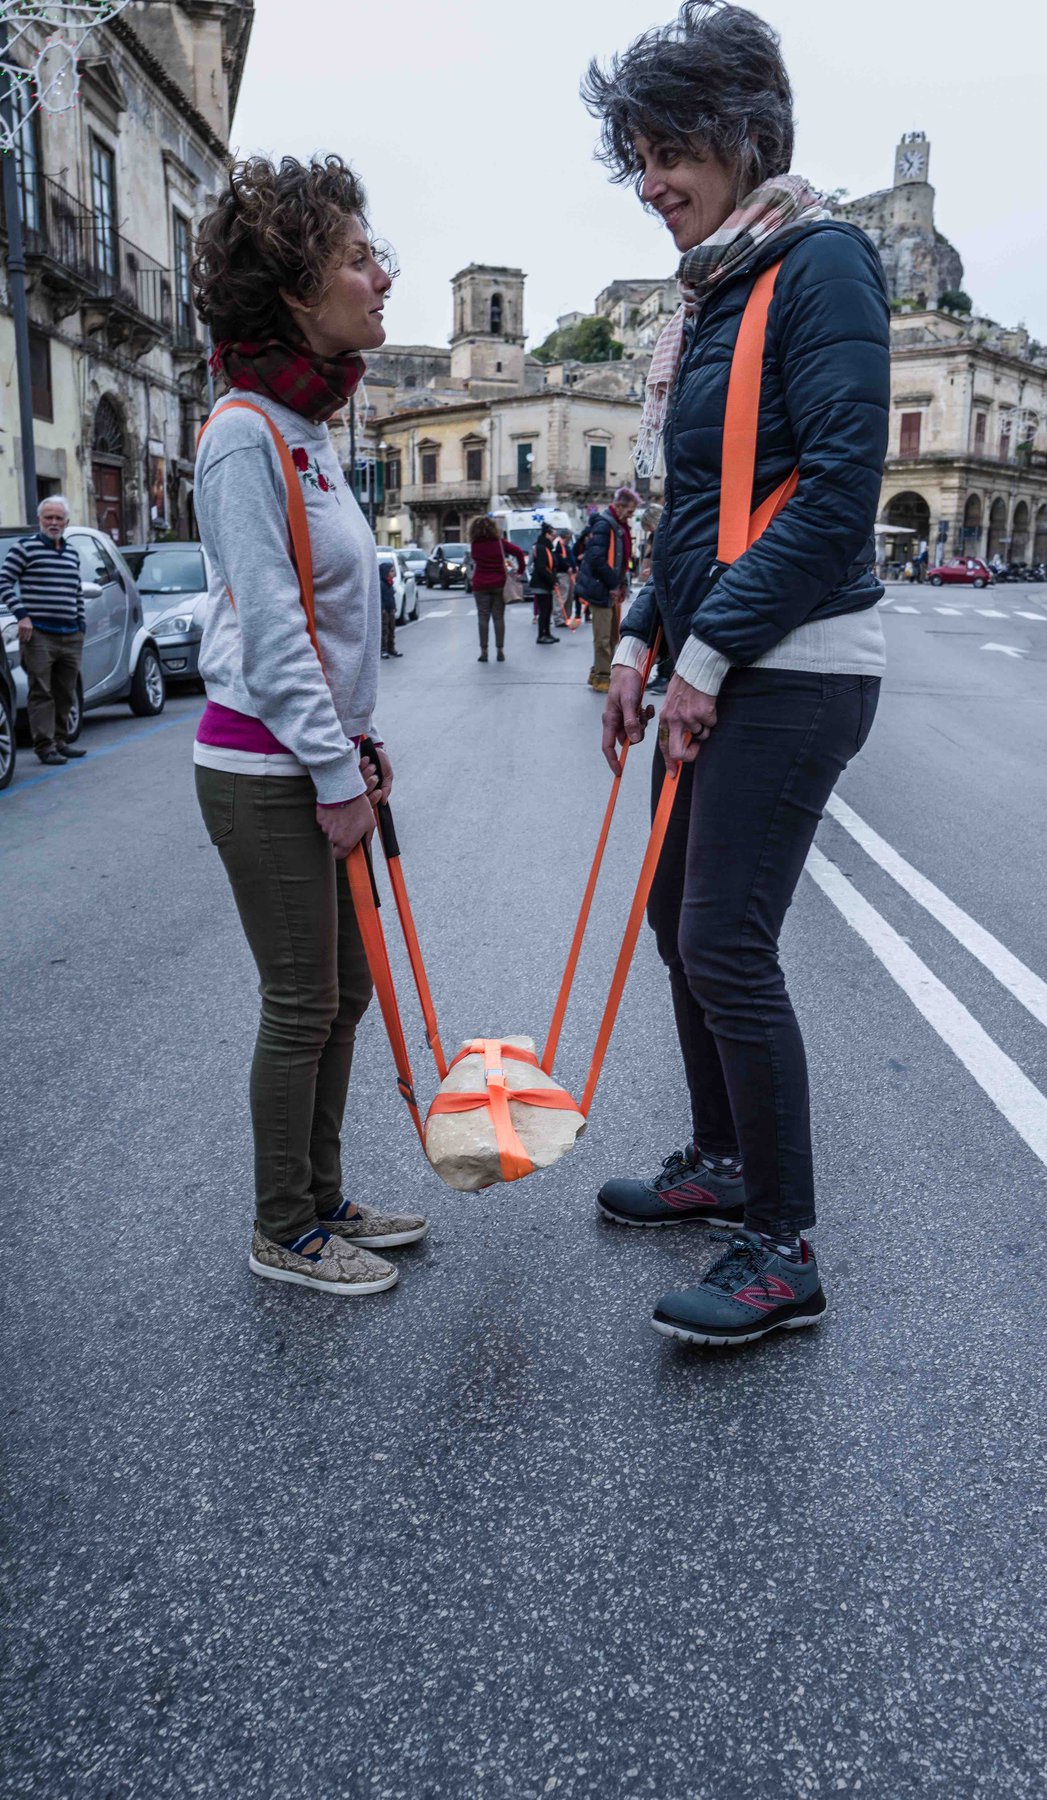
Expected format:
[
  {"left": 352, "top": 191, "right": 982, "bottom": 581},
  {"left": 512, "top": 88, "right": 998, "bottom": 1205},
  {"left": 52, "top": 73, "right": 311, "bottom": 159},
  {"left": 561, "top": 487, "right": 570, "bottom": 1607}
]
[{"left": 583, "top": 1, "right": 890, "bottom": 1348}]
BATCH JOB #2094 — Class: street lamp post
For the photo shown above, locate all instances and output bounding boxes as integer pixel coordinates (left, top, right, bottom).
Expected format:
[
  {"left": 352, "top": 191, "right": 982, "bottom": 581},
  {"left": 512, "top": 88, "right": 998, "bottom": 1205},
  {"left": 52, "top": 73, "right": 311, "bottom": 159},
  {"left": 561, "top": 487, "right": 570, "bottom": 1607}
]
[{"left": 0, "top": 28, "right": 38, "bottom": 519}]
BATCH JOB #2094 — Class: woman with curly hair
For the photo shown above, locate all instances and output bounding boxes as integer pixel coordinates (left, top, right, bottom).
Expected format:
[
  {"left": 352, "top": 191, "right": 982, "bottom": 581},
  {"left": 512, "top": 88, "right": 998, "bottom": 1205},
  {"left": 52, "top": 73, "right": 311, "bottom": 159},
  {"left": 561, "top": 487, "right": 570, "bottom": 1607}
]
[
  {"left": 468, "top": 515, "right": 526, "bottom": 663},
  {"left": 584, "top": 3, "right": 890, "bottom": 1346},
  {"left": 191, "top": 154, "right": 428, "bottom": 1297}
]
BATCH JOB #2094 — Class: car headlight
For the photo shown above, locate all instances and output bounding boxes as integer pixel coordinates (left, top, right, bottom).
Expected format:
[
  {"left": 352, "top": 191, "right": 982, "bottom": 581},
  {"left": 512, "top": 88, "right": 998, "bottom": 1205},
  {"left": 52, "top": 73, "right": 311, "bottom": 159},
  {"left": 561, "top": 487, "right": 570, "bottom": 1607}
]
[{"left": 151, "top": 613, "right": 196, "bottom": 637}]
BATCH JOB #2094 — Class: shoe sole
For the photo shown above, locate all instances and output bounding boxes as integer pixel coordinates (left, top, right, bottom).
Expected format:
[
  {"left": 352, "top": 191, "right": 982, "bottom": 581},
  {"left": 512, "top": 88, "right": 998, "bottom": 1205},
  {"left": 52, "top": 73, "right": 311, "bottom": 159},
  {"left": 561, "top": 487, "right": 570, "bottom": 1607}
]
[
  {"left": 333, "top": 1222, "right": 429, "bottom": 1249},
  {"left": 598, "top": 1201, "right": 743, "bottom": 1230},
  {"left": 248, "top": 1255, "right": 399, "bottom": 1295},
  {"left": 651, "top": 1295, "right": 827, "bottom": 1348}
]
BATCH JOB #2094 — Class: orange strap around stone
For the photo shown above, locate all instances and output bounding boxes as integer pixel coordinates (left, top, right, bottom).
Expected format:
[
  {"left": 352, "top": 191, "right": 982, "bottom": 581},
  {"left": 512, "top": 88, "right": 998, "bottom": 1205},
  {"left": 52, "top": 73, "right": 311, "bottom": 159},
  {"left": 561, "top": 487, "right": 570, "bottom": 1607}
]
[{"left": 427, "top": 1040, "right": 581, "bottom": 1184}]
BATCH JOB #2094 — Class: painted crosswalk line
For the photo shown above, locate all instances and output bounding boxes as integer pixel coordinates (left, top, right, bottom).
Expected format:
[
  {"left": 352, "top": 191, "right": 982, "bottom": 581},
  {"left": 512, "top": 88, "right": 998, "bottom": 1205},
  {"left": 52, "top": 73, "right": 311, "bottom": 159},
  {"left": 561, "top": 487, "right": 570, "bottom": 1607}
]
[{"left": 934, "top": 605, "right": 961, "bottom": 615}]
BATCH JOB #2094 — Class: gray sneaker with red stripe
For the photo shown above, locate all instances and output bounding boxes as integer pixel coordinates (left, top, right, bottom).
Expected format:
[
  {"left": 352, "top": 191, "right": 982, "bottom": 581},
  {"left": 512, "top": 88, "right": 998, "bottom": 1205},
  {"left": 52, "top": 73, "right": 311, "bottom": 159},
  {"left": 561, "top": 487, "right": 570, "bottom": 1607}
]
[{"left": 597, "top": 1144, "right": 744, "bottom": 1229}]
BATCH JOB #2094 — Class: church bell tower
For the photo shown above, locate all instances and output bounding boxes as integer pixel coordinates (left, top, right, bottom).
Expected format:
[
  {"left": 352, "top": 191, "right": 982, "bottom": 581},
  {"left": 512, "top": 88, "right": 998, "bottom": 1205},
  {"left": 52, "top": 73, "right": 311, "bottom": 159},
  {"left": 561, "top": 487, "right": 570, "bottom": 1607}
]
[{"left": 450, "top": 265, "right": 526, "bottom": 389}]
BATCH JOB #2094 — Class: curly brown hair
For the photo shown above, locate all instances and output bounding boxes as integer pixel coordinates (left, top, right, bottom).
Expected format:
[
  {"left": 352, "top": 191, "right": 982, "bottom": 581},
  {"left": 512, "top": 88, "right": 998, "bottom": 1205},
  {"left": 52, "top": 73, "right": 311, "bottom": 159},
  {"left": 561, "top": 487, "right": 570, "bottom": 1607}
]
[
  {"left": 470, "top": 516, "right": 501, "bottom": 543},
  {"left": 191, "top": 153, "right": 369, "bottom": 343}
]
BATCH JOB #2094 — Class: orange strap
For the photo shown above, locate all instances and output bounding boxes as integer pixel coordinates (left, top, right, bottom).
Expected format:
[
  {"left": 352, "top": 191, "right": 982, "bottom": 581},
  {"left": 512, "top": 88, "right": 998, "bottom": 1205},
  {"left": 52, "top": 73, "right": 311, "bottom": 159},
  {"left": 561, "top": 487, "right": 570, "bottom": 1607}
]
[
  {"left": 427, "top": 1039, "right": 579, "bottom": 1183},
  {"left": 717, "top": 260, "right": 799, "bottom": 566}
]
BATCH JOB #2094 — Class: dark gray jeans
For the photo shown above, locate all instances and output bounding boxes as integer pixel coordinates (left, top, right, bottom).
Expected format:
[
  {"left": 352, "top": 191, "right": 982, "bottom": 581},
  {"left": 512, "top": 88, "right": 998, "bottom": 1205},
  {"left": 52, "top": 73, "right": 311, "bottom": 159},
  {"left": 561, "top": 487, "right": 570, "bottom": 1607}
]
[
  {"left": 475, "top": 587, "right": 506, "bottom": 652},
  {"left": 646, "top": 669, "right": 880, "bottom": 1235},
  {"left": 195, "top": 767, "right": 373, "bottom": 1243}
]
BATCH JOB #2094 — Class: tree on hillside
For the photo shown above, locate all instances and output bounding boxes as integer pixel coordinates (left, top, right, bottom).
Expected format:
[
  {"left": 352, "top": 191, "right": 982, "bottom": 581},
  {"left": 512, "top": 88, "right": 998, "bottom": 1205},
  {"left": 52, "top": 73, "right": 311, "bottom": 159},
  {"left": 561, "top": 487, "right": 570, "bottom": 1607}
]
[{"left": 533, "top": 314, "right": 624, "bottom": 364}]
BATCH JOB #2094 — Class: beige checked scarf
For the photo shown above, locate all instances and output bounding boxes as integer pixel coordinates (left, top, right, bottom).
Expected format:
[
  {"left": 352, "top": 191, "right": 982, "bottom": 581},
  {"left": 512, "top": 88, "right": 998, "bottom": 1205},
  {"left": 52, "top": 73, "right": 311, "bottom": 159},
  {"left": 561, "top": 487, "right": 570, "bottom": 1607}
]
[{"left": 633, "top": 173, "right": 829, "bottom": 477}]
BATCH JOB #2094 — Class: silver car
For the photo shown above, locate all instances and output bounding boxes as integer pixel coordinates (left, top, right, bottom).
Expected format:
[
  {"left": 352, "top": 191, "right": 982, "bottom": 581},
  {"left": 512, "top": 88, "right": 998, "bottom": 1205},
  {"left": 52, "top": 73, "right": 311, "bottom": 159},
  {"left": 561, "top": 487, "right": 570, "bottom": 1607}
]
[
  {"left": 123, "top": 541, "right": 208, "bottom": 686},
  {"left": 0, "top": 524, "right": 166, "bottom": 739}
]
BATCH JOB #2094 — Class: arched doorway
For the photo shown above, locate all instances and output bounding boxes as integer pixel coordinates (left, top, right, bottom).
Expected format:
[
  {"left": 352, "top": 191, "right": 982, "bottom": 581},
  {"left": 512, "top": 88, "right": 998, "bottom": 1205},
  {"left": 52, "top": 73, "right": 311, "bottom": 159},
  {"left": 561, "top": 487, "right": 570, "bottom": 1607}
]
[
  {"left": 1010, "top": 501, "right": 1030, "bottom": 562},
  {"left": 881, "top": 491, "right": 930, "bottom": 564},
  {"left": 962, "top": 493, "right": 982, "bottom": 554},
  {"left": 1033, "top": 504, "right": 1047, "bottom": 565},
  {"left": 92, "top": 396, "right": 127, "bottom": 542},
  {"left": 986, "top": 497, "right": 1007, "bottom": 560}
]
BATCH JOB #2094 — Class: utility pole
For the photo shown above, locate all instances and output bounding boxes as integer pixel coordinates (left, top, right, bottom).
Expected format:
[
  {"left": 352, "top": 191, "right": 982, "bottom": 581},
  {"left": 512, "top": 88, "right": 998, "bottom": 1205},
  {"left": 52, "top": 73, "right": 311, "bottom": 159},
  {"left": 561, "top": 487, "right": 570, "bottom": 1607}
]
[{"left": 0, "top": 28, "right": 38, "bottom": 520}]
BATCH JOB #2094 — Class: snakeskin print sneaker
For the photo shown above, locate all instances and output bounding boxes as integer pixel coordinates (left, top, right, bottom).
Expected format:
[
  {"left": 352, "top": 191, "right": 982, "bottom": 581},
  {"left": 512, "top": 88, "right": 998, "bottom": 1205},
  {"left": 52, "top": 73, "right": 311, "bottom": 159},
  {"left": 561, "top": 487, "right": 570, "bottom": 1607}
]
[
  {"left": 249, "top": 1227, "right": 398, "bottom": 1295},
  {"left": 317, "top": 1198, "right": 429, "bottom": 1248}
]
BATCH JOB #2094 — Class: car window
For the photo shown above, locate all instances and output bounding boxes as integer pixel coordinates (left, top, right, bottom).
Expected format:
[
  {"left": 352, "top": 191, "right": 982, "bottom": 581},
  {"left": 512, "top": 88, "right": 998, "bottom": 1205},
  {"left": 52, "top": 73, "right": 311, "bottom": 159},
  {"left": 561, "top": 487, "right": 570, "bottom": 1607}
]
[
  {"left": 124, "top": 546, "right": 205, "bottom": 593},
  {"left": 96, "top": 540, "right": 122, "bottom": 583},
  {"left": 68, "top": 534, "right": 108, "bottom": 585}
]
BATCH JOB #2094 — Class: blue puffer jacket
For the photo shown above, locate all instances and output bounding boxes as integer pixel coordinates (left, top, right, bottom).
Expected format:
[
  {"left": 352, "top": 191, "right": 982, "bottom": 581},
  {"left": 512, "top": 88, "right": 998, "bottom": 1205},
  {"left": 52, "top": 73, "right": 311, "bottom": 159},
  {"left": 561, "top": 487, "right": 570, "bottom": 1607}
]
[{"left": 622, "top": 221, "right": 890, "bottom": 664}]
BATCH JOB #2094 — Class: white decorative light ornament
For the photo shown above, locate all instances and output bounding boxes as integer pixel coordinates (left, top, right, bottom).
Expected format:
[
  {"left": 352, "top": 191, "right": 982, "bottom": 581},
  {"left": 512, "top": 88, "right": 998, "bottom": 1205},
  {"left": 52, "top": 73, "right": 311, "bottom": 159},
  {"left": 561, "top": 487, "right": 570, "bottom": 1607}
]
[{"left": 0, "top": 2, "right": 133, "bottom": 155}]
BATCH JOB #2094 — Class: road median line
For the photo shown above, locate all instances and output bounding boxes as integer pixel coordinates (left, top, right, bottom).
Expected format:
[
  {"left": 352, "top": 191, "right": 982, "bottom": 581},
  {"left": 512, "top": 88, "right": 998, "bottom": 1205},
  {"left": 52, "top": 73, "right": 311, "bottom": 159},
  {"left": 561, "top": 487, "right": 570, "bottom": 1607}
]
[
  {"left": 826, "top": 794, "right": 1047, "bottom": 1031},
  {"left": 807, "top": 846, "right": 1047, "bottom": 1170}
]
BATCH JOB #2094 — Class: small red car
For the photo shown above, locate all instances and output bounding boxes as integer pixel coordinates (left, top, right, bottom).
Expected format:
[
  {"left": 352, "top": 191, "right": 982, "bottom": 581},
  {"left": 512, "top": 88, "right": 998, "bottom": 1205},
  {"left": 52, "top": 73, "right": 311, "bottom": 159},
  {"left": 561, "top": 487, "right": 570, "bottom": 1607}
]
[{"left": 927, "top": 558, "right": 994, "bottom": 589}]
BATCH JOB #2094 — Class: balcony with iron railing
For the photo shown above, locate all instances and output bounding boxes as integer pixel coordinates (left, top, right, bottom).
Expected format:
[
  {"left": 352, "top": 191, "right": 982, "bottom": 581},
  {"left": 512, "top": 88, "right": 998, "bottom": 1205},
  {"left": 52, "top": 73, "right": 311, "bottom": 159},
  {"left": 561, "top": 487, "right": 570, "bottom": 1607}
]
[
  {"left": 400, "top": 478, "right": 489, "bottom": 506},
  {"left": 2, "top": 173, "right": 200, "bottom": 359}
]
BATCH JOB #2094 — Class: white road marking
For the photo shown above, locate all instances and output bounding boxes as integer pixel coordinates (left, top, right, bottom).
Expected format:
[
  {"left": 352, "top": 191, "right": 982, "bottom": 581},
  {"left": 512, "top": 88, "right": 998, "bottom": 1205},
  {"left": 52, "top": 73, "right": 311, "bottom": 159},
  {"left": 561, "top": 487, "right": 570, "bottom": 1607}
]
[
  {"left": 1016, "top": 611, "right": 1047, "bottom": 621},
  {"left": 892, "top": 605, "right": 920, "bottom": 614},
  {"left": 807, "top": 847, "right": 1047, "bottom": 1170},
  {"left": 976, "top": 608, "right": 1007, "bottom": 617},
  {"left": 934, "top": 606, "right": 961, "bottom": 615},
  {"left": 826, "top": 795, "right": 1047, "bottom": 1031},
  {"left": 423, "top": 608, "right": 452, "bottom": 618},
  {"left": 982, "top": 642, "right": 1026, "bottom": 658}
]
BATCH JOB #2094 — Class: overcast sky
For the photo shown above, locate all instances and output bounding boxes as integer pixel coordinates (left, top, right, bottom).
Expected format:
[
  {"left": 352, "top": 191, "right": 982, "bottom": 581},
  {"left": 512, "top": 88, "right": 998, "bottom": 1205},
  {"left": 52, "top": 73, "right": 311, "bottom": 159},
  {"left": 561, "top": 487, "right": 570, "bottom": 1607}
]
[{"left": 231, "top": 0, "right": 1047, "bottom": 352}]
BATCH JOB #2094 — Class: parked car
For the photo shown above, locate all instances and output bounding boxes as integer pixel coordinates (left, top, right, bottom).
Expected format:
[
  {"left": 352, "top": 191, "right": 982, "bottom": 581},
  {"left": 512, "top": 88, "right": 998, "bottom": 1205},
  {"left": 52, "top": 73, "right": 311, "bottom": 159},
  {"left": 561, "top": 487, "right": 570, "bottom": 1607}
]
[
  {"left": 400, "top": 547, "right": 427, "bottom": 587},
  {"left": 0, "top": 523, "right": 165, "bottom": 740},
  {"left": 0, "top": 628, "right": 17, "bottom": 790},
  {"left": 927, "top": 557, "right": 994, "bottom": 589},
  {"left": 377, "top": 552, "right": 418, "bottom": 625},
  {"left": 424, "top": 543, "right": 469, "bottom": 588},
  {"left": 123, "top": 541, "right": 208, "bottom": 685}
]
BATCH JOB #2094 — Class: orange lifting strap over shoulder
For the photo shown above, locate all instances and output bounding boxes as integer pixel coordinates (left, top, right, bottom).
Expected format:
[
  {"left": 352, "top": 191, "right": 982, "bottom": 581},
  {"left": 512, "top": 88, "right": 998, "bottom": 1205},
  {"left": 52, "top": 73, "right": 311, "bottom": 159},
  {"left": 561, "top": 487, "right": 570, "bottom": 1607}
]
[{"left": 198, "top": 259, "right": 798, "bottom": 1186}]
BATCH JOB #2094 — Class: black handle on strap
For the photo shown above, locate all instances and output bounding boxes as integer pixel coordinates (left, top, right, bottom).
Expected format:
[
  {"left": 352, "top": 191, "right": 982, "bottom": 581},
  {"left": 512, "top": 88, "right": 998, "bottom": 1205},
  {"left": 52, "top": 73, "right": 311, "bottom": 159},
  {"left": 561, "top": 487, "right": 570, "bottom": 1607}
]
[{"left": 360, "top": 734, "right": 401, "bottom": 861}]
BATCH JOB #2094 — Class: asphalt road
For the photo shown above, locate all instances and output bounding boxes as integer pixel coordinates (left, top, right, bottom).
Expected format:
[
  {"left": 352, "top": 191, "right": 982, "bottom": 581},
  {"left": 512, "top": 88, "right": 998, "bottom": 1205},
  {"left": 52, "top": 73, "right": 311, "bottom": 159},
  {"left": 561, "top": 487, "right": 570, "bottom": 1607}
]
[{"left": 3, "top": 580, "right": 1047, "bottom": 1798}]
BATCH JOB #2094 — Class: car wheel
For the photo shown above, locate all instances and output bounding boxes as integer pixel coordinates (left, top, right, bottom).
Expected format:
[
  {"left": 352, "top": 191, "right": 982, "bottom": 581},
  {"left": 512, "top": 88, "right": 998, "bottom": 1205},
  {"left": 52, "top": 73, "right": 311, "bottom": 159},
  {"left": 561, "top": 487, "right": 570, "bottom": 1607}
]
[
  {"left": 441, "top": 575, "right": 450, "bottom": 589},
  {"left": 973, "top": 578, "right": 986, "bottom": 589},
  {"left": 425, "top": 575, "right": 434, "bottom": 589},
  {"left": 409, "top": 609, "right": 419, "bottom": 622},
  {"left": 929, "top": 575, "right": 942, "bottom": 586},
  {"left": 0, "top": 686, "right": 15, "bottom": 791},
  {"left": 64, "top": 675, "right": 84, "bottom": 741},
  {"left": 129, "top": 646, "right": 166, "bottom": 717}
]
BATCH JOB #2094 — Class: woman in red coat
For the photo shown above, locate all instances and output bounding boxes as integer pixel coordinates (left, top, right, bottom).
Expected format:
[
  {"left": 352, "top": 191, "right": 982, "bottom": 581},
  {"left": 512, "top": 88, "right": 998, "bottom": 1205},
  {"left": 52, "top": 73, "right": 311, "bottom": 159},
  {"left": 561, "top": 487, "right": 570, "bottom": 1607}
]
[{"left": 469, "top": 516, "right": 526, "bottom": 663}]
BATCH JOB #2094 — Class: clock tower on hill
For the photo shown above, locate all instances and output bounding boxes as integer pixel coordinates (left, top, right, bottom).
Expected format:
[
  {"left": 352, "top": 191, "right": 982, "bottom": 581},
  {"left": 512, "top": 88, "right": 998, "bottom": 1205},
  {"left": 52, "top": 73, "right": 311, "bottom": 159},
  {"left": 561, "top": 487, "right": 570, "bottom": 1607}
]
[{"left": 894, "top": 131, "right": 930, "bottom": 186}]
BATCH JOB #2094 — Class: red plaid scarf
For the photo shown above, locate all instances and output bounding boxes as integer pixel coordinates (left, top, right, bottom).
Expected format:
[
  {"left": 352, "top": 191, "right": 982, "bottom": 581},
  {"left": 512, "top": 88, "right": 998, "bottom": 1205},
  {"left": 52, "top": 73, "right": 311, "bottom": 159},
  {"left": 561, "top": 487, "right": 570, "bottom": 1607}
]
[{"left": 209, "top": 338, "right": 366, "bottom": 424}]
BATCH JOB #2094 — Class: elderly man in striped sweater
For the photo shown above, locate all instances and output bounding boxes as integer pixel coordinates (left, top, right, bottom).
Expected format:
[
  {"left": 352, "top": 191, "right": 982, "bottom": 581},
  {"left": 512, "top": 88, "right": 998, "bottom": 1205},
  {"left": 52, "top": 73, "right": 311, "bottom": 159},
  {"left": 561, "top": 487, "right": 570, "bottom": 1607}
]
[{"left": 0, "top": 497, "right": 85, "bottom": 766}]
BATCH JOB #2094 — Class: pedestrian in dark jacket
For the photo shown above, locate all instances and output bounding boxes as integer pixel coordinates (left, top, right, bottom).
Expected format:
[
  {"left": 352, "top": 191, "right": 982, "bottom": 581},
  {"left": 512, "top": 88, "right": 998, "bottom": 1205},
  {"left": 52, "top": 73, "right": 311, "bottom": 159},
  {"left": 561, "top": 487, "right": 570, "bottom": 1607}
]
[
  {"left": 584, "top": 1, "right": 889, "bottom": 1346},
  {"left": 531, "top": 522, "right": 559, "bottom": 644},
  {"left": 379, "top": 558, "right": 401, "bottom": 658},
  {"left": 576, "top": 487, "right": 640, "bottom": 690},
  {"left": 469, "top": 516, "right": 526, "bottom": 662}
]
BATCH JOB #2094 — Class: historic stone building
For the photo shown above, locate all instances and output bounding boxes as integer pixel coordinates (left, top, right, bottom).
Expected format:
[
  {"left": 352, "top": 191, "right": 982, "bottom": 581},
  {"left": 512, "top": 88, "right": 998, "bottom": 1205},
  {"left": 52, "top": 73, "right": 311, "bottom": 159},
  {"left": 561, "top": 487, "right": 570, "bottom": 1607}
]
[
  {"left": 375, "top": 391, "right": 646, "bottom": 548},
  {"left": 879, "top": 309, "right": 1047, "bottom": 565},
  {"left": 0, "top": 0, "right": 253, "bottom": 539},
  {"left": 834, "top": 132, "right": 964, "bottom": 308}
]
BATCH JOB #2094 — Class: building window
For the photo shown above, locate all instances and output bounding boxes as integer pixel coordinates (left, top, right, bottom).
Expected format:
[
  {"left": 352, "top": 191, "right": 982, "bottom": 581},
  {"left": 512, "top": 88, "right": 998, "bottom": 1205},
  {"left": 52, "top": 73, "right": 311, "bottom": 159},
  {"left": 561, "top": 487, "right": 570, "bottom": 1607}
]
[
  {"left": 90, "top": 137, "right": 118, "bottom": 279},
  {"left": 29, "top": 329, "right": 52, "bottom": 421},
  {"left": 465, "top": 446, "right": 483, "bottom": 483},
  {"left": 421, "top": 451, "right": 438, "bottom": 485},
  {"left": 490, "top": 293, "right": 503, "bottom": 334},
  {"left": 899, "top": 412, "right": 921, "bottom": 457},
  {"left": 385, "top": 455, "right": 401, "bottom": 493},
  {"left": 973, "top": 412, "right": 987, "bottom": 454},
  {"left": 517, "top": 442, "right": 534, "bottom": 487},
  {"left": 172, "top": 212, "right": 194, "bottom": 340},
  {"left": 999, "top": 422, "right": 1012, "bottom": 461},
  {"left": 10, "top": 79, "right": 41, "bottom": 233},
  {"left": 180, "top": 396, "right": 200, "bottom": 462},
  {"left": 589, "top": 443, "right": 608, "bottom": 484}
]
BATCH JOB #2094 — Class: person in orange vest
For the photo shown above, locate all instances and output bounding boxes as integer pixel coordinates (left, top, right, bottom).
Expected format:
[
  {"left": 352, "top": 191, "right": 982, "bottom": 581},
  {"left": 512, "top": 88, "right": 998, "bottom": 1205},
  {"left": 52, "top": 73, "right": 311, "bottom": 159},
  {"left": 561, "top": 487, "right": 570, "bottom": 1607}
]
[{"left": 531, "top": 522, "right": 559, "bottom": 644}]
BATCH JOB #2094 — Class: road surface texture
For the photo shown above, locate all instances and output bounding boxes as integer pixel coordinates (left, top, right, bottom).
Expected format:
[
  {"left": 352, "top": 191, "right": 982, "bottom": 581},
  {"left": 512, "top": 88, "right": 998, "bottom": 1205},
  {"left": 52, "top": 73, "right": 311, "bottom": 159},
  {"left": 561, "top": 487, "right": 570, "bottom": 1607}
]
[{"left": 3, "top": 582, "right": 1047, "bottom": 1798}]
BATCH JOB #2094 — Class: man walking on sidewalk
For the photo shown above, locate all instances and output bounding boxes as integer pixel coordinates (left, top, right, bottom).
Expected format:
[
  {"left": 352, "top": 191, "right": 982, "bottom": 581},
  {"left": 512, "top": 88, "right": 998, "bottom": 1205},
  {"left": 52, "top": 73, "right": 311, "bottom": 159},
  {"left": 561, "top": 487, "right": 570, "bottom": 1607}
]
[
  {"left": 576, "top": 486, "right": 639, "bottom": 692},
  {"left": 0, "top": 497, "right": 85, "bottom": 766}
]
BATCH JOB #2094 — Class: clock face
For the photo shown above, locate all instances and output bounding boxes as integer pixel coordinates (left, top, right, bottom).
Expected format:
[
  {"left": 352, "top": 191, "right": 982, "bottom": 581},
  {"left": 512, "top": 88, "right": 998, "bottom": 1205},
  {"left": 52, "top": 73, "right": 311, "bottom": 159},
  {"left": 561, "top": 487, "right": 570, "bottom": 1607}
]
[{"left": 899, "top": 148, "right": 926, "bottom": 180}]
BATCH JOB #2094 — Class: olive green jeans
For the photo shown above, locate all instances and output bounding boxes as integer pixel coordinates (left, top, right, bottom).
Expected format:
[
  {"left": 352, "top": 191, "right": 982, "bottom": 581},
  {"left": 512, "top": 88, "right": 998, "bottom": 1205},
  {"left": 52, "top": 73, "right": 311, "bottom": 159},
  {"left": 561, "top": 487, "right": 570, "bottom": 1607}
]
[{"left": 195, "top": 767, "right": 373, "bottom": 1244}]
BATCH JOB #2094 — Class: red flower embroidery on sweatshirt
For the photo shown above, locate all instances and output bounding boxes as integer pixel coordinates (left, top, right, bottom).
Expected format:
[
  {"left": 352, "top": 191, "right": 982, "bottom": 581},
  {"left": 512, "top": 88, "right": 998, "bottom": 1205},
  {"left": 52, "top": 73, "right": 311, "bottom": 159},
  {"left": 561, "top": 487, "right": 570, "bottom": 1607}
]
[{"left": 291, "top": 447, "right": 309, "bottom": 471}]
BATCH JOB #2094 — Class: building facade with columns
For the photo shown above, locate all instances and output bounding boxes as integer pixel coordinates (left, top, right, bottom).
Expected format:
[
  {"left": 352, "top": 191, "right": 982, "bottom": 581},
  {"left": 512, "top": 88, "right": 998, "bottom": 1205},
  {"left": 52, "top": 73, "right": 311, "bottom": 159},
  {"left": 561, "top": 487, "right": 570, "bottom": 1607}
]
[{"left": 0, "top": 0, "right": 252, "bottom": 539}]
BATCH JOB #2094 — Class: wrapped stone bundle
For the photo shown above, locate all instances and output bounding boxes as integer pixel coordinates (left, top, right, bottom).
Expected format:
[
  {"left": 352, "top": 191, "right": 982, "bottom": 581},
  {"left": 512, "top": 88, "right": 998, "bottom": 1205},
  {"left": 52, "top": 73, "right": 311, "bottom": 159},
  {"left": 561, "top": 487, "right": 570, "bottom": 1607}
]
[{"left": 425, "top": 1037, "right": 586, "bottom": 1192}]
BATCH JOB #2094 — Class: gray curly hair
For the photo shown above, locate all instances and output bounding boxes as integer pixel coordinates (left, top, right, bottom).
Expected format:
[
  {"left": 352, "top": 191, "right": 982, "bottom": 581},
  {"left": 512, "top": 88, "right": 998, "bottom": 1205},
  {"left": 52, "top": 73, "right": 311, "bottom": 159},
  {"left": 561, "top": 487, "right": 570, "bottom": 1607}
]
[{"left": 581, "top": 1, "right": 794, "bottom": 195}]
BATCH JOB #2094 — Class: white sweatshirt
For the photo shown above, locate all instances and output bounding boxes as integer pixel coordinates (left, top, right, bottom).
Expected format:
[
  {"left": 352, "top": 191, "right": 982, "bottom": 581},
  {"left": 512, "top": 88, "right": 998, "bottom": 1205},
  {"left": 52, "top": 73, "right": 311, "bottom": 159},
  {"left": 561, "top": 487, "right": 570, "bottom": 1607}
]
[{"left": 193, "top": 390, "right": 379, "bottom": 803}]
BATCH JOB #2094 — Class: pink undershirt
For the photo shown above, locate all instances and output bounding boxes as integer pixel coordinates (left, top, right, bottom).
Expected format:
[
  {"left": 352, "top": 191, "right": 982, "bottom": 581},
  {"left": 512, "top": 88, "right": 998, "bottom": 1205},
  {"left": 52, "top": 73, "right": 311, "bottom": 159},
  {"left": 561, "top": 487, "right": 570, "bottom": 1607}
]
[{"left": 196, "top": 701, "right": 367, "bottom": 806}]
